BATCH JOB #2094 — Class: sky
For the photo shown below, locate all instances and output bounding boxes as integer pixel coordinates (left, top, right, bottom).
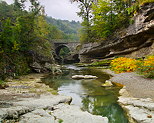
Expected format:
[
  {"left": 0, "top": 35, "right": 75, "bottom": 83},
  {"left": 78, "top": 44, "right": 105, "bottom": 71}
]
[{"left": 4, "top": 0, "right": 82, "bottom": 21}]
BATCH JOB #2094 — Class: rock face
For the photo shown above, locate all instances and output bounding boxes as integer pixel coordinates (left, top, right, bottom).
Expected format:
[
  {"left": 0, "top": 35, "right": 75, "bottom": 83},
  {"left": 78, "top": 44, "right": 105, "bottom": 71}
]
[
  {"left": 27, "top": 44, "right": 55, "bottom": 73},
  {"left": 79, "top": 3, "right": 154, "bottom": 63},
  {"left": 64, "top": 54, "right": 80, "bottom": 64}
]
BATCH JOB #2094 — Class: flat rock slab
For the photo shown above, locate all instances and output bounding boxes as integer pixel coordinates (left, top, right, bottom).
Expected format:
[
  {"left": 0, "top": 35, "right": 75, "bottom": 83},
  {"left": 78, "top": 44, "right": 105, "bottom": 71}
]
[
  {"left": 0, "top": 94, "right": 108, "bottom": 123},
  {"left": 52, "top": 104, "right": 108, "bottom": 123},
  {"left": 118, "top": 97, "right": 154, "bottom": 123},
  {"left": 72, "top": 75, "right": 98, "bottom": 79},
  {"left": 0, "top": 94, "right": 72, "bottom": 120},
  {"left": 13, "top": 94, "right": 72, "bottom": 109},
  {"left": 19, "top": 104, "right": 108, "bottom": 123},
  {"left": 19, "top": 109, "right": 55, "bottom": 123}
]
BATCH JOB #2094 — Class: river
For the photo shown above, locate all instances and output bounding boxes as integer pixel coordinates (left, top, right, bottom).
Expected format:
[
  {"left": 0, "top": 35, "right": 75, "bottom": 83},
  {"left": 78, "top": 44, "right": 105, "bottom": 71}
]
[{"left": 42, "top": 65, "right": 128, "bottom": 123}]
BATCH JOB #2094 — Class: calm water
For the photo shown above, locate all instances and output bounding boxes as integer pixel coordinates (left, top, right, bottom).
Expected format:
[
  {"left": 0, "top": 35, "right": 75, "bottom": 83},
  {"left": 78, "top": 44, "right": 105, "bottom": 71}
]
[{"left": 42, "top": 65, "right": 128, "bottom": 123}]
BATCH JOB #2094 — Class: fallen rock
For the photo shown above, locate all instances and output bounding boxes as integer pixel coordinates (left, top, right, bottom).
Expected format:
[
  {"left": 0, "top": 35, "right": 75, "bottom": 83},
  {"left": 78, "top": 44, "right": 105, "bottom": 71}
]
[
  {"left": 51, "top": 64, "right": 62, "bottom": 75},
  {"left": 30, "top": 62, "right": 42, "bottom": 73},
  {"left": 119, "top": 86, "right": 131, "bottom": 97},
  {"left": 101, "top": 80, "right": 113, "bottom": 87},
  {"left": 72, "top": 75, "right": 98, "bottom": 79},
  {"left": 44, "top": 62, "right": 52, "bottom": 70}
]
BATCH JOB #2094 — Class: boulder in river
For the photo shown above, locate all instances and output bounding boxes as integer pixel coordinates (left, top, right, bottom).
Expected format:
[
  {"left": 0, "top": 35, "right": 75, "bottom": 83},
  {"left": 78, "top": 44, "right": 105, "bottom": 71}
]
[
  {"left": 101, "top": 80, "right": 113, "bottom": 87},
  {"left": 72, "top": 75, "right": 98, "bottom": 79}
]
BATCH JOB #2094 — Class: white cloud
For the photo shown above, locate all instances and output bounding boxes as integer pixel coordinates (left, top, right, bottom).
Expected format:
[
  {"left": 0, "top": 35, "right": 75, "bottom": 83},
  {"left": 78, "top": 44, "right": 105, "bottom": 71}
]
[{"left": 4, "top": 0, "right": 81, "bottom": 21}]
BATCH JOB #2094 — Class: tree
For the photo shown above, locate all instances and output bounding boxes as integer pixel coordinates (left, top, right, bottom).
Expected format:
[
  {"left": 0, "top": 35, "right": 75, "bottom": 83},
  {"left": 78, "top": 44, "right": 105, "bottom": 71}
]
[
  {"left": 72, "top": 0, "right": 131, "bottom": 42},
  {"left": 92, "top": 0, "right": 129, "bottom": 39},
  {"left": 71, "top": 0, "right": 96, "bottom": 43}
]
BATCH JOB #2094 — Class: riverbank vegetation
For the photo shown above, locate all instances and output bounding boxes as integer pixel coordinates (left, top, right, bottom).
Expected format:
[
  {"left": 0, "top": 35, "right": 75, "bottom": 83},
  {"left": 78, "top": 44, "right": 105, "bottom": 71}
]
[
  {"left": 77, "top": 55, "right": 154, "bottom": 78},
  {"left": 0, "top": 0, "right": 81, "bottom": 81},
  {"left": 110, "top": 55, "right": 154, "bottom": 78},
  {"left": 72, "top": 0, "right": 154, "bottom": 43}
]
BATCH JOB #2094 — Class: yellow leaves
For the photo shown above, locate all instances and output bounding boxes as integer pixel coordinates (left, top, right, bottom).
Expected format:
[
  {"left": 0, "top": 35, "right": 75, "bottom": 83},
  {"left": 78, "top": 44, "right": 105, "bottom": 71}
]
[
  {"left": 12, "top": 41, "right": 19, "bottom": 51},
  {"left": 144, "top": 55, "right": 154, "bottom": 66},
  {"left": 110, "top": 56, "right": 154, "bottom": 78},
  {"left": 111, "top": 57, "right": 139, "bottom": 73},
  {"left": 137, "top": 55, "right": 154, "bottom": 78}
]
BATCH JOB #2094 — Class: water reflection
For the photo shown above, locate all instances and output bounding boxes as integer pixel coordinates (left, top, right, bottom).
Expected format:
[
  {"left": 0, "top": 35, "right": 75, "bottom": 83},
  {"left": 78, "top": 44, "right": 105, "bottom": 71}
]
[{"left": 42, "top": 65, "right": 128, "bottom": 123}]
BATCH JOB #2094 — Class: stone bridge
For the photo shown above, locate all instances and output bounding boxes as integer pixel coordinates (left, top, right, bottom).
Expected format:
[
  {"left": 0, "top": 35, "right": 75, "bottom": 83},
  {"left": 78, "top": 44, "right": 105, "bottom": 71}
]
[
  {"left": 53, "top": 40, "right": 80, "bottom": 55},
  {"left": 52, "top": 40, "right": 81, "bottom": 63}
]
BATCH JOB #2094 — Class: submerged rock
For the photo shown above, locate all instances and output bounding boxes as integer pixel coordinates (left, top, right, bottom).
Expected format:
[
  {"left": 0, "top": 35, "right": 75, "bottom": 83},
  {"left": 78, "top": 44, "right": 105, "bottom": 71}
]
[
  {"left": 101, "top": 80, "right": 113, "bottom": 87},
  {"left": 72, "top": 75, "right": 98, "bottom": 79}
]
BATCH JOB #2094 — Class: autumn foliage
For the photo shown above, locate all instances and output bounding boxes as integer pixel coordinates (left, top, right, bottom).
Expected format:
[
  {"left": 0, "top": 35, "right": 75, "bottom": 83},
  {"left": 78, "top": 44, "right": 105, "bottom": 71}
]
[
  {"left": 137, "top": 56, "right": 154, "bottom": 78},
  {"left": 111, "top": 57, "right": 138, "bottom": 73},
  {"left": 110, "top": 56, "right": 154, "bottom": 78}
]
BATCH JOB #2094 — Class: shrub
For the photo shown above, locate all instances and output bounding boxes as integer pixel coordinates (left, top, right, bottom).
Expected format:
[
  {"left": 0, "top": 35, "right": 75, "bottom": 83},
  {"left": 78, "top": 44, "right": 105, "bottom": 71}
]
[
  {"left": 90, "top": 60, "right": 111, "bottom": 66},
  {"left": 0, "top": 80, "right": 8, "bottom": 89},
  {"left": 137, "top": 55, "right": 154, "bottom": 78},
  {"left": 0, "top": 80, "right": 4, "bottom": 85},
  {"left": 111, "top": 57, "right": 139, "bottom": 73},
  {"left": 139, "top": 0, "right": 154, "bottom": 5}
]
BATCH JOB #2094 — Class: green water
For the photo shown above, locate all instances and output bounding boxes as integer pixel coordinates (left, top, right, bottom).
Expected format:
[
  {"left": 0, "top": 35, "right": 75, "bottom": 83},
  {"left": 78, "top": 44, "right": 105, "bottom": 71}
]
[{"left": 42, "top": 65, "right": 128, "bottom": 123}]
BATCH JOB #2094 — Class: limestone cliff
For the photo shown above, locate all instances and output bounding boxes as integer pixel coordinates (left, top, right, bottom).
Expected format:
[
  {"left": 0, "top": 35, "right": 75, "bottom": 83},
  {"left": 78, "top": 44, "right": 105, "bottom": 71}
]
[{"left": 79, "top": 3, "right": 154, "bottom": 63}]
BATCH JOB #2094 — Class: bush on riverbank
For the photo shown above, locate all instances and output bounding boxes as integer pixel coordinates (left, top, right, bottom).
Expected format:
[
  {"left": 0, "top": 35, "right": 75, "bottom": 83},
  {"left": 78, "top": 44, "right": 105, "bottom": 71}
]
[
  {"left": 137, "top": 55, "right": 154, "bottom": 78},
  {"left": 0, "top": 52, "right": 31, "bottom": 80},
  {"left": 140, "top": 0, "right": 154, "bottom": 5},
  {"left": 110, "top": 57, "right": 138, "bottom": 73},
  {"left": 0, "top": 80, "right": 8, "bottom": 89},
  {"left": 89, "top": 60, "right": 111, "bottom": 67},
  {"left": 110, "top": 56, "right": 154, "bottom": 78}
]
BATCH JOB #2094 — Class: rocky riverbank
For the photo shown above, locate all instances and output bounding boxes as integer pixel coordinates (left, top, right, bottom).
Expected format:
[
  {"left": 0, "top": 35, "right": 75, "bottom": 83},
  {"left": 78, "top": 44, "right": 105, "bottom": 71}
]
[
  {"left": 0, "top": 74, "right": 108, "bottom": 123},
  {"left": 102, "top": 69, "right": 154, "bottom": 123}
]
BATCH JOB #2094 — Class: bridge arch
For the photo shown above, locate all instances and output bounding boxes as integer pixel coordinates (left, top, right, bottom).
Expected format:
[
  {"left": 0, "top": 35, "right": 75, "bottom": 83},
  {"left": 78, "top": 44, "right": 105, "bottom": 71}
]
[
  {"left": 53, "top": 41, "right": 80, "bottom": 63},
  {"left": 55, "top": 44, "right": 70, "bottom": 57}
]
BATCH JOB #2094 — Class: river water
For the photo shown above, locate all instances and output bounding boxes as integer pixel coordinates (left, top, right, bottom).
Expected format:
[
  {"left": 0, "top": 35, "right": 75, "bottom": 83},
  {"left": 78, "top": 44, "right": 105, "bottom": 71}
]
[{"left": 42, "top": 65, "right": 128, "bottom": 123}]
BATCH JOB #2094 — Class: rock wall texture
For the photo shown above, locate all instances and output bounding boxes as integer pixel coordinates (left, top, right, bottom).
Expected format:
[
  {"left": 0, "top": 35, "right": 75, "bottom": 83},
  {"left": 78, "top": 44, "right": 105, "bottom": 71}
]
[{"left": 79, "top": 3, "right": 154, "bottom": 63}]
